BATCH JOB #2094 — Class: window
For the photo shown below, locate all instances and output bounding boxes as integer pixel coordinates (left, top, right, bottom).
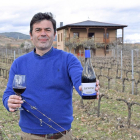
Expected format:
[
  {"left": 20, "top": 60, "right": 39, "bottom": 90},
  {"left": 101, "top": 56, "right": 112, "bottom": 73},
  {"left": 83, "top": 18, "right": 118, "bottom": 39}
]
[
  {"left": 73, "top": 32, "right": 79, "bottom": 38},
  {"left": 104, "top": 33, "right": 109, "bottom": 39},
  {"left": 88, "top": 33, "right": 94, "bottom": 38},
  {"left": 61, "top": 33, "right": 63, "bottom": 41}
]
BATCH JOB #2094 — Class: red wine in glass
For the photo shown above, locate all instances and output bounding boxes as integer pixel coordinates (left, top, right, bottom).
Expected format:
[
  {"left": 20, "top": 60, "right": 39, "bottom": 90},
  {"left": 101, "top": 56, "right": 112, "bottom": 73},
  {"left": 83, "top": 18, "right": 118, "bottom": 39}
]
[
  {"left": 13, "top": 75, "right": 26, "bottom": 110},
  {"left": 13, "top": 87, "right": 26, "bottom": 96}
]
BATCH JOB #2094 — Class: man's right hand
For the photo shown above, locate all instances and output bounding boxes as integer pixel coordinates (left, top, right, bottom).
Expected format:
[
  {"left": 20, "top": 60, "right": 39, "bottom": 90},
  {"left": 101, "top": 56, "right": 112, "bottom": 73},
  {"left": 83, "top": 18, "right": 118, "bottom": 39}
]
[{"left": 8, "top": 95, "right": 23, "bottom": 112}]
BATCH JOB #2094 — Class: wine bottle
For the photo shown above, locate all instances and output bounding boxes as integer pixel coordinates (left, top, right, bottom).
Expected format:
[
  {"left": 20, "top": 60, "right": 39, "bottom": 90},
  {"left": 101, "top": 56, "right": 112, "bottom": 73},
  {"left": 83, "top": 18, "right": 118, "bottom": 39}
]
[{"left": 81, "top": 47, "right": 97, "bottom": 99}]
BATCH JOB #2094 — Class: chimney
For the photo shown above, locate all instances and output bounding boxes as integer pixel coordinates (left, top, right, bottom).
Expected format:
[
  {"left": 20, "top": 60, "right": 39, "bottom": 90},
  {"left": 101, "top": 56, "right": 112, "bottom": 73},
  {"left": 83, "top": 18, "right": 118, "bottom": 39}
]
[{"left": 60, "top": 22, "right": 63, "bottom": 27}]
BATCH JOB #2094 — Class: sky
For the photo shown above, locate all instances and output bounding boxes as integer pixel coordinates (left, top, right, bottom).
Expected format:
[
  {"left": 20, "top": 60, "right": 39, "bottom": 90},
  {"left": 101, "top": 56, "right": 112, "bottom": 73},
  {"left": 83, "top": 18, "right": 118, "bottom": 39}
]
[{"left": 0, "top": 0, "right": 140, "bottom": 43}]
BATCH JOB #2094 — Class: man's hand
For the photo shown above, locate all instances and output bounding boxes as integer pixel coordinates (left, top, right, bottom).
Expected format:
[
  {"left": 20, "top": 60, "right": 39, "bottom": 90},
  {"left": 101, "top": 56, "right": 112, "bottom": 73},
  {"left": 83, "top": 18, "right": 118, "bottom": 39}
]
[
  {"left": 8, "top": 95, "right": 23, "bottom": 112},
  {"left": 79, "top": 80, "right": 100, "bottom": 99}
]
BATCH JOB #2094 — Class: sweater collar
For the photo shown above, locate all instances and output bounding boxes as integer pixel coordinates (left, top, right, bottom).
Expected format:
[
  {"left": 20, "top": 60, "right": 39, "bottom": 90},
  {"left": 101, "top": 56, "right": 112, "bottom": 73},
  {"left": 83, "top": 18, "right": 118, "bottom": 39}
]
[{"left": 33, "top": 47, "right": 54, "bottom": 58}]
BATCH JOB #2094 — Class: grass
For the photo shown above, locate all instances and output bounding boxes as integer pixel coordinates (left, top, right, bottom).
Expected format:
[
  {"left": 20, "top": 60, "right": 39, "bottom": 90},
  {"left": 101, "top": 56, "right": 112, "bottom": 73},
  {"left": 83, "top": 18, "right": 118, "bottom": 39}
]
[
  {"left": 71, "top": 89, "right": 140, "bottom": 140},
  {"left": 1, "top": 54, "right": 140, "bottom": 139},
  {"left": 0, "top": 77, "right": 21, "bottom": 140},
  {"left": 1, "top": 78, "right": 140, "bottom": 139}
]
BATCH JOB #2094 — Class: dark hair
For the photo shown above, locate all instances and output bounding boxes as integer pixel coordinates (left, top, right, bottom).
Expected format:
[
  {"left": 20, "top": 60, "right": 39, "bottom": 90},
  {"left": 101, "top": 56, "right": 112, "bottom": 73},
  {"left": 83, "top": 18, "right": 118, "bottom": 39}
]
[{"left": 30, "top": 12, "right": 56, "bottom": 35}]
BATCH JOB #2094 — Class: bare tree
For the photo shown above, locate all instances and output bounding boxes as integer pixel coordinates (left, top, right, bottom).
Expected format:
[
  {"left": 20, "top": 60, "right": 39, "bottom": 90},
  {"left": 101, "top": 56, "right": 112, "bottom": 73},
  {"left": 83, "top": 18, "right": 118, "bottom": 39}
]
[
  {"left": 65, "top": 37, "right": 81, "bottom": 53},
  {"left": 82, "top": 38, "right": 96, "bottom": 49},
  {"left": 24, "top": 41, "right": 32, "bottom": 53},
  {"left": 116, "top": 99, "right": 140, "bottom": 128},
  {"left": 65, "top": 41, "right": 73, "bottom": 53}
]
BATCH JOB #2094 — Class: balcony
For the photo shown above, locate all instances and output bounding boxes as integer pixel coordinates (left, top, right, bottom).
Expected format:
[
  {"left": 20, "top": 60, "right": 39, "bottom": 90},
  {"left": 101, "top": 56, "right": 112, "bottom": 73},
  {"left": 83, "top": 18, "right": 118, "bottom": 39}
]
[{"left": 65, "top": 37, "right": 117, "bottom": 44}]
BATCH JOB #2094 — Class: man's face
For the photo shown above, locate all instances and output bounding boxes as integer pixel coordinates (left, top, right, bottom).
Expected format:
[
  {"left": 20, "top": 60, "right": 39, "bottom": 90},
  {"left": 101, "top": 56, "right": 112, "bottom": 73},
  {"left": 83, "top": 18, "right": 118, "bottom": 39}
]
[{"left": 30, "top": 20, "right": 56, "bottom": 53}]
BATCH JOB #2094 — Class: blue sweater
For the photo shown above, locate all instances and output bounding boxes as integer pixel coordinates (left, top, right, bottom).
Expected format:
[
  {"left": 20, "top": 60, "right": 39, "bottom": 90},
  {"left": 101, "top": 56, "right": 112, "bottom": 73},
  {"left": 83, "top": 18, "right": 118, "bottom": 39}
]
[{"left": 3, "top": 47, "right": 83, "bottom": 134}]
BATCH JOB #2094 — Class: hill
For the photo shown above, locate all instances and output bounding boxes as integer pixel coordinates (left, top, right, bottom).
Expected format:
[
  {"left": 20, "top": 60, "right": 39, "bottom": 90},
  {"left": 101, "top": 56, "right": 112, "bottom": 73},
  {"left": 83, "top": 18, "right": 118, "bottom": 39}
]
[
  {"left": 0, "top": 32, "right": 57, "bottom": 41},
  {"left": 0, "top": 32, "right": 30, "bottom": 39},
  {"left": 0, "top": 32, "right": 57, "bottom": 47},
  {"left": 0, "top": 35, "right": 30, "bottom": 47}
]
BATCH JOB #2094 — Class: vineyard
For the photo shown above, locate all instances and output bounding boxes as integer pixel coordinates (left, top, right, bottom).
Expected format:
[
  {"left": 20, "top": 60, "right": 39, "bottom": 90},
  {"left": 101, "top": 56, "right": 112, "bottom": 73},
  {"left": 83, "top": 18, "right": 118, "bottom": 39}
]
[{"left": 0, "top": 46, "right": 140, "bottom": 140}]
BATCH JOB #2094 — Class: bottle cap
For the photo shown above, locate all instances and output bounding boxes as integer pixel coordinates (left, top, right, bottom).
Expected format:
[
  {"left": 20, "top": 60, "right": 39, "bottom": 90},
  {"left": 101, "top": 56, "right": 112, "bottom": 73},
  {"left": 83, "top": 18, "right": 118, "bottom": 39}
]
[{"left": 85, "top": 50, "right": 90, "bottom": 58}]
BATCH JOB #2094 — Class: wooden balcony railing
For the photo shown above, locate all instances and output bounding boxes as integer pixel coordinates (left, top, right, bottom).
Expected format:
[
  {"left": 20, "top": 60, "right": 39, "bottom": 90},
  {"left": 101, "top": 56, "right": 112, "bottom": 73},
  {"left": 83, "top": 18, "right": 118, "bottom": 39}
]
[{"left": 65, "top": 37, "right": 117, "bottom": 44}]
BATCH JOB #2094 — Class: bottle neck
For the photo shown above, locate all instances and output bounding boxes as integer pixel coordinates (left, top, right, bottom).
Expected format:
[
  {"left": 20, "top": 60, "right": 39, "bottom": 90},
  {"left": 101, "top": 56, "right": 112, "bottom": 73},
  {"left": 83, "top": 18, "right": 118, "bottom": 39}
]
[
  {"left": 85, "top": 57, "right": 90, "bottom": 65},
  {"left": 85, "top": 50, "right": 91, "bottom": 64}
]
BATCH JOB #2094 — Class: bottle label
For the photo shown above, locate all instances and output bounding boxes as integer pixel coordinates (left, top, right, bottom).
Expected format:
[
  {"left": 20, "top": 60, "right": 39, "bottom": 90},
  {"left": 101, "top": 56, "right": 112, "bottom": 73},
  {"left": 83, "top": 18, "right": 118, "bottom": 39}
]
[{"left": 82, "top": 83, "right": 96, "bottom": 96}]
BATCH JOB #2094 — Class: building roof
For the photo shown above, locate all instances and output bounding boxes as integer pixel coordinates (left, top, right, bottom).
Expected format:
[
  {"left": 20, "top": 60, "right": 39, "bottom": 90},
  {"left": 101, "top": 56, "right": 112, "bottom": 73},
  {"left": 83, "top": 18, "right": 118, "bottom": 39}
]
[{"left": 57, "top": 20, "right": 127, "bottom": 30}]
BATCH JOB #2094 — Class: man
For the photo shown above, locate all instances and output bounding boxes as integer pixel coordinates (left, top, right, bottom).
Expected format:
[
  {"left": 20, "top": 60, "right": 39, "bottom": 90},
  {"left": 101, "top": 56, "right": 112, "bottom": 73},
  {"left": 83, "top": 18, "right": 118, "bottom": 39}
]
[{"left": 3, "top": 12, "right": 99, "bottom": 140}]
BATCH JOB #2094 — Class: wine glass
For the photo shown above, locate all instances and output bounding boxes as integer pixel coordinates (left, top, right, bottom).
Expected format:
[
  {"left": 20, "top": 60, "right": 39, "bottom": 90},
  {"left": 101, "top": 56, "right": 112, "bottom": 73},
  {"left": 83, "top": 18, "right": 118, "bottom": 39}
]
[{"left": 13, "top": 75, "right": 26, "bottom": 110}]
